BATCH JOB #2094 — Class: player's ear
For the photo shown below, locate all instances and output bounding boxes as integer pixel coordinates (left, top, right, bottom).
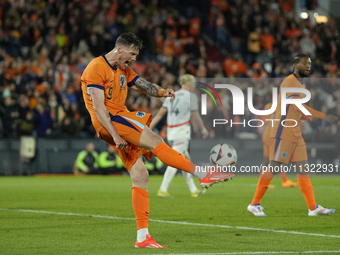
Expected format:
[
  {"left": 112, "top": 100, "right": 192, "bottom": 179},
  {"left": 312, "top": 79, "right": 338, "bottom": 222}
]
[{"left": 117, "top": 45, "right": 123, "bottom": 54}]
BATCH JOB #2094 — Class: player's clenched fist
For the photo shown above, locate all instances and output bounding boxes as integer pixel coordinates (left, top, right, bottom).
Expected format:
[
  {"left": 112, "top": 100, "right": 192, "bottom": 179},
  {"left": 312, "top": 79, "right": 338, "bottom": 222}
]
[
  {"left": 162, "top": 89, "right": 176, "bottom": 102},
  {"left": 113, "top": 136, "right": 128, "bottom": 150},
  {"left": 324, "top": 114, "right": 338, "bottom": 124}
]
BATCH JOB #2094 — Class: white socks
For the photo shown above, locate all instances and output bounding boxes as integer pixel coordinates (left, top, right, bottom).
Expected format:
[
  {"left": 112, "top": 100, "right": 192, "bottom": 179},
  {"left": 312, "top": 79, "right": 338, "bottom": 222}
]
[
  {"left": 137, "top": 228, "right": 149, "bottom": 242},
  {"left": 193, "top": 167, "right": 207, "bottom": 179},
  {"left": 160, "top": 166, "right": 199, "bottom": 194},
  {"left": 159, "top": 166, "right": 177, "bottom": 192},
  {"left": 182, "top": 171, "right": 198, "bottom": 194}
]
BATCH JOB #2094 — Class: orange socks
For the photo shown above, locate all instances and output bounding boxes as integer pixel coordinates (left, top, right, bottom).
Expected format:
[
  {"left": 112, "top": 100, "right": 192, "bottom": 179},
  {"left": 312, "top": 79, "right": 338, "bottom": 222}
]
[
  {"left": 153, "top": 142, "right": 196, "bottom": 174},
  {"left": 297, "top": 175, "right": 317, "bottom": 210},
  {"left": 279, "top": 172, "right": 288, "bottom": 183},
  {"left": 132, "top": 186, "right": 149, "bottom": 230},
  {"left": 251, "top": 171, "right": 274, "bottom": 205}
]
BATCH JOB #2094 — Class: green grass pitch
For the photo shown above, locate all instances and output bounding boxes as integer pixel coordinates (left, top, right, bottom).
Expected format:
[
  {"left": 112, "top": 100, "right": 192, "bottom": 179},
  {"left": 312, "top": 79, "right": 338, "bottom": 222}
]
[{"left": 1, "top": 175, "right": 340, "bottom": 255}]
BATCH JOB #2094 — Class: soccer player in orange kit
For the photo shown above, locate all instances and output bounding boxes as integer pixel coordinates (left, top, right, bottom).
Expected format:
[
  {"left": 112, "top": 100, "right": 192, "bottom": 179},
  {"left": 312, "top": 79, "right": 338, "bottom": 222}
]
[
  {"left": 262, "top": 102, "right": 297, "bottom": 188},
  {"left": 81, "top": 33, "right": 234, "bottom": 248},
  {"left": 248, "top": 54, "right": 338, "bottom": 216}
]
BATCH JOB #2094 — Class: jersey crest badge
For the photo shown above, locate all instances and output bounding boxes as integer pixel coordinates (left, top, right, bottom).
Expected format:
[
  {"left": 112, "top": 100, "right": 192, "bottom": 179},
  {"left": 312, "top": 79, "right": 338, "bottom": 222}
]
[
  {"left": 282, "top": 151, "right": 287, "bottom": 159},
  {"left": 136, "top": 111, "right": 145, "bottom": 118},
  {"left": 120, "top": 75, "right": 126, "bottom": 87}
]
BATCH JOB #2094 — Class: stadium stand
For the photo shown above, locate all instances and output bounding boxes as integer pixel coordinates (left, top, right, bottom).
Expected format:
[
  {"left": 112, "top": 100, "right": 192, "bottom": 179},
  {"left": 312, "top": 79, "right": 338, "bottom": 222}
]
[{"left": 0, "top": 0, "right": 339, "bottom": 142}]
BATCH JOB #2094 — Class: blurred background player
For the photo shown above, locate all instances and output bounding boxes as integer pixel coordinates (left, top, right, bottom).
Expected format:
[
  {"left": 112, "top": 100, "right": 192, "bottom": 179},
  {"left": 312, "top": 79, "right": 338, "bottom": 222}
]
[
  {"left": 74, "top": 142, "right": 99, "bottom": 175},
  {"left": 81, "top": 33, "right": 234, "bottom": 249},
  {"left": 97, "top": 145, "right": 126, "bottom": 175},
  {"left": 144, "top": 156, "right": 165, "bottom": 174},
  {"left": 262, "top": 102, "right": 297, "bottom": 188},
  {"left": 248, "top": 54, "right": 338, "bottom": 217},
  {"left": 150, "top": 74, "right": 209, "bottom": 198}
]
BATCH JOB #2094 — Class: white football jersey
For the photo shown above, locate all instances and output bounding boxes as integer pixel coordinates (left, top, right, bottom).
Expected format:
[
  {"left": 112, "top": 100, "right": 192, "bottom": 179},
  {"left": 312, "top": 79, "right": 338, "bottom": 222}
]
[{"left": 162, "top": 89, "right": 198, "bottom": 140}]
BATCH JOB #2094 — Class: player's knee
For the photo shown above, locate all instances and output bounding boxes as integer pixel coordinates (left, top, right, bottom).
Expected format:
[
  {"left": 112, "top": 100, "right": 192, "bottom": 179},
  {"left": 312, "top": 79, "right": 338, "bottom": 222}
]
[
  {"left": 296, "top": 165, "right": 308, "bottom": 175},
  {"left": 153, "top": 135, "right": 164, "bottom": 147},
  {"left": 140, "top": 126, "right": 164, "bottom": 151},
  {"left": 146, "top": 133, "right": 164, "bottom": 151},
  {"left": 148, "top": 135, "right": 164, "bottom": 152},
  {"left": 131, "top": 165, "right": 149, "bottom": 187},
  {"left": 134, "top": 171, "right": 148, "bottom": 187}
]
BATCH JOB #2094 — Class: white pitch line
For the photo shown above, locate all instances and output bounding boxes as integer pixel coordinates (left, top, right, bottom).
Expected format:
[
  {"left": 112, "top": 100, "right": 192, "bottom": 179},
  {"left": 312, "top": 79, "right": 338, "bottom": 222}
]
[
  {"left": 1, "top": 208, "right": 340, "bottom": 239},
  {"left": 149, "top": 251, "right": 340, "bottom": 255}
]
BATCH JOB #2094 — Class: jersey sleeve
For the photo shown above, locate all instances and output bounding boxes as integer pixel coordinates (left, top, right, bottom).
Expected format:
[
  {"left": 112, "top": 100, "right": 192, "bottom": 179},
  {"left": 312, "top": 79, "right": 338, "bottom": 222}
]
[
  {"left": 281, "top": 79, "right": 326, "bottom": 120},
  {"left": 162, "top": 97, "right": 170, "bottom": 109},
  {"left": 301, "top": 114, "right": 310, "bottom": 120},
  {"left": 264, "top": 103, "right": 272, "bottom": 110},
  {"left": 125, "top": 66, "right": 140, "bottom": 87},
  {"left": 280, "top": 78, "right": 300, "bottom": 98},
  {"left": 82, "top": 61, "right": 107, "bottom": 91},
  {"left": 190, "top": 93, "right": 199, "bottom": 111},
  {"left": 263, "top": 102, "right": 273, "bottom": 119},
  {"left": 292, "top": 104, "right": 326, "bottom": 119}
]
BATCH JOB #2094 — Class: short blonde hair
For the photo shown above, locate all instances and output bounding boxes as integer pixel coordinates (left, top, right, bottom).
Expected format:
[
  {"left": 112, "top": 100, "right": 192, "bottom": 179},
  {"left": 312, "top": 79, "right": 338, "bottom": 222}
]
[{"left": 178, "top": 74, "right": 195, "bottom": 86}]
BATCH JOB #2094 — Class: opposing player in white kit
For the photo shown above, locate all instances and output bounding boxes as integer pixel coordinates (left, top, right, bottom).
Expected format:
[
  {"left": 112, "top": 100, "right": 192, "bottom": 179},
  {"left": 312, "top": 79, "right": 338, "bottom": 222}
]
[{"left": 150, "top": 74, "right": 209, "bottom": 198}]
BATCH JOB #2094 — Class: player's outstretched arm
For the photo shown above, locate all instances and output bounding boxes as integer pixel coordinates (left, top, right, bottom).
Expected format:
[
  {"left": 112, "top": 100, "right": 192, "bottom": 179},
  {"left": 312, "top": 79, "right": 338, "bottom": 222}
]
[
  {"left": 301, "top": 115, "right": 317, "bottom": 122},
  {"left": 191, "top": 110, "right": 209, "bottom": 139},
  {"left": 324, "top": 114, "right": 338, "bottom": 123},
  {"left": 150, "top": 107, "right": 167, "bottom": 130},
  {"left": 293, "top": 103, "right": 338, "bottom": 123},
  {"left": 134, "top": 77, "right": 175, "bottom": 101},
  {"left": 89, "top": 88, "right": 128, "bottom": 150}
]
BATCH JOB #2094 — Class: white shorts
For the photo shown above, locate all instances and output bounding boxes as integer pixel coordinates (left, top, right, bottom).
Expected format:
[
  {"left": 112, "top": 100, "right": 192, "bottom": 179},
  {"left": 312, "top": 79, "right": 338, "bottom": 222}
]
[{"left": 169, "top": 139, "right": 189, "bottom": 155}]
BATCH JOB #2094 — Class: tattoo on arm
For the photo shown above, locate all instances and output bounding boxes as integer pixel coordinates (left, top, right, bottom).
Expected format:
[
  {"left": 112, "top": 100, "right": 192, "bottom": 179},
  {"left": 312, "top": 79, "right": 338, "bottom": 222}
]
[
  {"left": 134, "top": 85, "right": 146, "bottom": 92},
  {"left": 135, "top": 77, "right": 161, "bottom": 97}
]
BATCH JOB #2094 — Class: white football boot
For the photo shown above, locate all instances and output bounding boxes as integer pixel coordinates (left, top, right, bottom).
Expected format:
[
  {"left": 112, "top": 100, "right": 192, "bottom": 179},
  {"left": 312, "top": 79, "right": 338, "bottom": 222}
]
[
  {"left": 247, "top": 204, "right": 267, "bottom": 216},
  {"left": 308, "top": 205, "right": 335, "bottom": 216}
]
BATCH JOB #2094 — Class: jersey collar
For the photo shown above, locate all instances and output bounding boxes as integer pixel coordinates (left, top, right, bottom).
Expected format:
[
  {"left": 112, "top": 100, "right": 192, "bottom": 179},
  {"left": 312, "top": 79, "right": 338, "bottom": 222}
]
[
  {"left": 101, "top": 54, "right": 118, "bottom": 71},
  {"left": 291, "top": 72, "right": 303, "bottom": 85}
]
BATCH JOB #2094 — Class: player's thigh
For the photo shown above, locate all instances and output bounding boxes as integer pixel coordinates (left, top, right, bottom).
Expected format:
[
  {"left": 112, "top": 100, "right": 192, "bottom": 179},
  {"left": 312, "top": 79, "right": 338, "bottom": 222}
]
[
  {"left": 291, "top": 141, "right": 307, "bottom": 164},
  {"left": 267, "top": 159, "right": 282, "bottom": 175},
  {"left": 98, "top": 128, "right": 152, "bottom": 172},
  {"left": 262, "top": 156, "right": 269, "bottom": 166},
  {"left": 130, "top": 155, "right": 149, "bottom": 186},
  {"left": 294, "top": 160, "right": 309, "bottom": 175},
  {"left": 269, "top": 138, "right": 297, "bottom": 164},
  {"left": 139, "top": 126, "right": 164, "bottom": 151},
  {"left": 263, "top": 140, "right": 270, "bottom": 158}
]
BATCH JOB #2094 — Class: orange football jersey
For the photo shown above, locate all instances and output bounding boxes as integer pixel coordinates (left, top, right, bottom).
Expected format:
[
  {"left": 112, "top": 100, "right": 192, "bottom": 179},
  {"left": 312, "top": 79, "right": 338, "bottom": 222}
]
[
  {"left": 81, "top": 55, "right": 139, "bottom": 128},
  {"left": 262, "top": 102, "right": 273, "bottom": 144},
  {"left": 270, "top": 74, "right": 325, "bottom": 143}
]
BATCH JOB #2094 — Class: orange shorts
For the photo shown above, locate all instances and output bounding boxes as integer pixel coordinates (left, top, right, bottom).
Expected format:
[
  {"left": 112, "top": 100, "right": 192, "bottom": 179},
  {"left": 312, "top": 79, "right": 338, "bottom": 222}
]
[
  {"left": 269, "top": 138, "right": 307, "bottom": 164},
  {"left": 96, "top": 111, "right": 153, "bottom": 172},
  {"left": 262, "top": 136, "right": 270, "bottom": 158}
]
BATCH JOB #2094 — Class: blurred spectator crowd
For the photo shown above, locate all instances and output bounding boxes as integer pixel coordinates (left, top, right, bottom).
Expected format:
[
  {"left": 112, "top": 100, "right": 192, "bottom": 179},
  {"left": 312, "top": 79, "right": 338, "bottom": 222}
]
[{"left": 0, "top": 0, "right": 339, "bottom": 140}]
